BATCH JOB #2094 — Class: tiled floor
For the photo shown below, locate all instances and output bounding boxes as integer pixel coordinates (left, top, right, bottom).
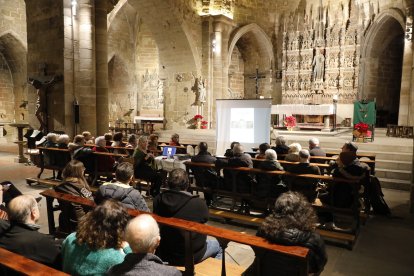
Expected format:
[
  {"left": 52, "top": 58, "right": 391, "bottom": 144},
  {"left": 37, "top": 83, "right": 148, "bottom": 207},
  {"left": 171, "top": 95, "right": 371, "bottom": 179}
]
[{"left": 1, "top": 143, "right": 413, "bottom": 275}]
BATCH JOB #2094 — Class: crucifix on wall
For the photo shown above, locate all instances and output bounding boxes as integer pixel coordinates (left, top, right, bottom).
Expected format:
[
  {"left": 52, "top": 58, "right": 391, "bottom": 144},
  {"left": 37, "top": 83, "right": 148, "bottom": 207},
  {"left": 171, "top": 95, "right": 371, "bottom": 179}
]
[{"left": 248, "top": 68, "right": 266, "bottom": 98}]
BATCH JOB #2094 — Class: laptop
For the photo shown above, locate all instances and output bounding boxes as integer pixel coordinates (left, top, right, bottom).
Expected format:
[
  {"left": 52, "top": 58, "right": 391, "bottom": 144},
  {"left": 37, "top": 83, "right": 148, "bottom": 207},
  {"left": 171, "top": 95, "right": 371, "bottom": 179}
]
[{"left": 162, "top": 146, "right": 177, "bottom": 158}]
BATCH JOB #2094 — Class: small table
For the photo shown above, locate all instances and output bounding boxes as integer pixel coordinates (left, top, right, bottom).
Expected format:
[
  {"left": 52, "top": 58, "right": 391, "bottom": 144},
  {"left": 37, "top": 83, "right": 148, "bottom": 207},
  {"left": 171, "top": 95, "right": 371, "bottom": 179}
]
[
  {"left": 154, "top": 156, "right": 190, "bottom": 172},
  {"left": 9, "top": 123, "right": 30, "bottom": 163}
]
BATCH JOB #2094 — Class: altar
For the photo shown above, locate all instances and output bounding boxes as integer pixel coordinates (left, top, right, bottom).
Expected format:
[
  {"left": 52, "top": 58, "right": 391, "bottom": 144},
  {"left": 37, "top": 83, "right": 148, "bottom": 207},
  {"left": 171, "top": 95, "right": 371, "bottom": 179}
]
[
  {"left": 271, "top": 104, "right": 335, "bottom": 131},
  {"left": 134, "top": 116, "right": 164, "bottom": 134}
]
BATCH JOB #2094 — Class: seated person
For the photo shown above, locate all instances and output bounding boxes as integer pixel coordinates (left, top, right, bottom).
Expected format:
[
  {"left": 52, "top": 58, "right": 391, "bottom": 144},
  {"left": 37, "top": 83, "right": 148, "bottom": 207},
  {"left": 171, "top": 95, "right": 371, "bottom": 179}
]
[
  {"left": 271, "top": 136, "right": 289, "bottom": 155},
  {"left": 56, "top": 134, "right": 71, "bottom": 179},
  {"left": 104, "top": 132, "right": 113, "bottom": 146},
  {"left": 57, "top": 134, "right": 70, "bottom": 149},
  {"left": 147, "top": 134, "right": 160, "bottom": 155},
  {"left": 244, "top": 192, "right": 327, "bottom": 275},
  {"left": 286, "top": 150, "right": 321, "bottom": 202},
  {"left": 43, "top": 132, "right": 58, "bottom": 166},
  {"left": 54, "top": 160, "right": 94, "bottom": 234},
  {"left": 191, "top": 142, "right": 218, "bottom": 206},
  {"left": 82, "top": 131, "right": 95, "bottom": 144},
  {"left": 62, "top": 200, "right": 131, "bottom": 275},
  {"left": 224, "top": 141, "right": 239, "bottom": 157},
  {"left": 255, "top": 143, "right": 270, "bottom": 159},
  {"left": 255, "top": 149, "right": 285, "bottom": 199},
  {"left": 153, "top": 169, "right": 222, "bottom": 266},
  {"left": 70, "top": 135, "right": 94, "bottom": 173},
  {"left": 93, "top": 136, "right": 115, "bottom": 172},
  {"left": 126, "top": 134, "right": 137, "bottom": 149},
  {"left": 108, "top": 214, "right": 181, "bottom": 276},
  {"left": 284, "top": 142, "right": 302, "bottom": 162},
  {"left": 309, "top": 137, "right": 326, "bottom": 157},
  {"left": 95, "top": 162, "right": 150, "bottom": 212},
  {"left": 68, "top": 134, "right": 85, "bottom": 155},
  {"left": 112, "top": 132, "right": 127, "bottom": 154},
  {"left": 133, "top": 135, "right": 162, "bottom": 196},
  {"left": 0, "top": 195, "right": 62, "bottom": 269},
  {"left": 169, "top": 133, "right": 186, "bottom": 154}
]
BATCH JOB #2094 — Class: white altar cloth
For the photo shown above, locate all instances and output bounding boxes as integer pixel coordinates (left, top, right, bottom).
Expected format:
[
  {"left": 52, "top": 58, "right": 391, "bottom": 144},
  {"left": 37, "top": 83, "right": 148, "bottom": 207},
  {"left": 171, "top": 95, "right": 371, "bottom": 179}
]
[
  {"left": 271, "top": 104, "right": 334, "bottom": 116},
  {"left": 134, "top": 116, "right": 164, "bottom": 123}
]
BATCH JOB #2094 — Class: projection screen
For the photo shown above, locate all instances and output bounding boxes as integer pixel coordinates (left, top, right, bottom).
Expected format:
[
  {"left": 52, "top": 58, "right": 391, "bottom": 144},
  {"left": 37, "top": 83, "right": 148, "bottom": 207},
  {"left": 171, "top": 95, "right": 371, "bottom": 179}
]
[{"left": 216, "top": 99, "right": 272, "bottom": 155}]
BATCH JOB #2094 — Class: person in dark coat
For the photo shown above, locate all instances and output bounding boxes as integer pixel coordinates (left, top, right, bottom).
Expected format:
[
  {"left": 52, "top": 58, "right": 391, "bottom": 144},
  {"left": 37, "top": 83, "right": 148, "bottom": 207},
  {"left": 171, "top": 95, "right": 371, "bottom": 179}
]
[
  {"left": 54, "top": 160, "right": 94, "bottom": 234},
  {"left": 0, "top": 195, "right": 62, "bottom": 269},
  {"left": 92, "top": 136, "right": 115, "bottom": 172},
  {"left": 255, "top": 143, "right": 270, "bottom": 159},
  {"left": 308, "top": 137, "right": 326, "bottom": 157},
  {"left": 286, "top": 149, "right": 320, "bottom": 203},
  {"left": 271, "top": 136, "right": 289, "bottom": 155},
  {"left": 153, "top": 169, "right": 221, "bottom": 266},
  {"left": 191, "top": 142, "right": 217, "bottom": 206},
  {"left": 95, "top": 162, "right": 149, "bottom": 212},
  {"left": 108, "top": 214, "right": 181, "bottom": 276},
  {"left": 224, "top": 141, "right": 239, "bottom": 157},
  {"left": 255, "top": 149, "right": 285, "bottom": 199},
  {"left": 243, "top": 192, "right": 327, "bottom": 275}
]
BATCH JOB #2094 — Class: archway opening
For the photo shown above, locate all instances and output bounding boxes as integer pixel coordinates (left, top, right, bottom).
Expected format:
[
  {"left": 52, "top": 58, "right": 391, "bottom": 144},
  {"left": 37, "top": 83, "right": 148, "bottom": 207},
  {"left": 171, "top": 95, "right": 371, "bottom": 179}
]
[{"left": 363, "top": 16, "right": 404, "bottom": 127}]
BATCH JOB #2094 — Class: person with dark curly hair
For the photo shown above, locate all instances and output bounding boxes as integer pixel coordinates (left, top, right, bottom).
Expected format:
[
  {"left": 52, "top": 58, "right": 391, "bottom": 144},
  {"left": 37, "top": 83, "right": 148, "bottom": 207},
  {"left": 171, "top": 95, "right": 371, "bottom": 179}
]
[
  {"left": 244, "top": 192, "right": 327, "bottom": 275},
  {"left": 61, "top": 200, "right": 131, "bottom": 275}
]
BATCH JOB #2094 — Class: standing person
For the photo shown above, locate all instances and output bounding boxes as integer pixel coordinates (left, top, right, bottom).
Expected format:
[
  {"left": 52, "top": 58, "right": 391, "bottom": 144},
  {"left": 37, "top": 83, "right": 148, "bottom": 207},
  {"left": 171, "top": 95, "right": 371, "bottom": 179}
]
[
  {"left": 191, "top": 142, "right": 218, "bottom": 206},
  {"left": 108, "top": 214, "right": 181, "bottom": 276},
  {"left": 95, "top": 162, "right": 149, "bottom": 212},
  {"left": 0, "top": 195, "right": 62, "bottom": 269},
  {"left": 133, "top": 136, "right": 162, "bottom": 197},
  {"left": 244, "top": 192, "right": 327, "bottom": 275},
  {"left": 153, "top": 169, "right": 221, "bottom": 266},
  {"left": 54, "top": 160, "right": 94, "bottom": 234},
  {"left": 62, "top": 200, "right": 131, "bottom": 275}
]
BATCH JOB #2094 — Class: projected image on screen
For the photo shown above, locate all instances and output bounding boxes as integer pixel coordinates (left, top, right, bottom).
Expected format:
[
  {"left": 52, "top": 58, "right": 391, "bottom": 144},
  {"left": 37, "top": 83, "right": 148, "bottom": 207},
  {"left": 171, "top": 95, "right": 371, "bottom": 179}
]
[{"left": 230, "top": 108, "right": 254, "bottom": 143}]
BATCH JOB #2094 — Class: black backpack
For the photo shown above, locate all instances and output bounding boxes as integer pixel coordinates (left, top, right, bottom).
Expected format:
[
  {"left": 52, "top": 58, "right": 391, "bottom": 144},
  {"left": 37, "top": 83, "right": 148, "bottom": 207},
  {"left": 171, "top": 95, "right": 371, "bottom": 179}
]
[{"left": 367, "top": 175, "right": 391, "bottom": 215}]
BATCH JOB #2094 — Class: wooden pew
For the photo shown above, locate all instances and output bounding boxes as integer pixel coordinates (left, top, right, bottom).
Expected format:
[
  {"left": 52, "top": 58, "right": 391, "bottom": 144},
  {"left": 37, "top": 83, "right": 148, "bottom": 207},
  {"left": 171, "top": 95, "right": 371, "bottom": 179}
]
[
  {"left": 27, "top": 147, "right": 128, "bottom": 186},
  {"left": 0, "top": 247, "right": 68, "bottom": 276},
  {"left": 184, "top": 161, "right": 362, "bottom": 248},
  {"left": 40, "top": 189, "right": 310, "bottom": 276}
]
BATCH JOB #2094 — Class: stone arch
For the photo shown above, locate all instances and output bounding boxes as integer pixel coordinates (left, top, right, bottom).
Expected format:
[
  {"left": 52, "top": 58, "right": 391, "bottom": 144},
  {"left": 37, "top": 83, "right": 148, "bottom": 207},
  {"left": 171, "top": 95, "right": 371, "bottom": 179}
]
[
  {"left": 0, "top": 31, "right": 27, "bottom": 124},
  {"left": 227, "top": 23, "right": 275, "bottom": 99},
  {"left": 359, "top": 8, "right": 405, "bottom": 127}
]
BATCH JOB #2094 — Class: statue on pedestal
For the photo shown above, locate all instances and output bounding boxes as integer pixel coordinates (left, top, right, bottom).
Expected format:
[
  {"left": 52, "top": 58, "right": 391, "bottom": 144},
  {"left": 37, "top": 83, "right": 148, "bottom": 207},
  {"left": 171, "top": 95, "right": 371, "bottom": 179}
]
[{"left": 191, "top": 77, "right": 206, "bottom": 106}]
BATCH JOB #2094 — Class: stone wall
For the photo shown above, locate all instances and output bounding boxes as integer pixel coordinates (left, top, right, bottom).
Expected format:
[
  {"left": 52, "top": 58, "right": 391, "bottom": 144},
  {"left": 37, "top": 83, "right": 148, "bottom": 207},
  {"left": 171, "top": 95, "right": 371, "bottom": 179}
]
[{"left": 0, "top": 53, "right": 14, "bottom": 123}]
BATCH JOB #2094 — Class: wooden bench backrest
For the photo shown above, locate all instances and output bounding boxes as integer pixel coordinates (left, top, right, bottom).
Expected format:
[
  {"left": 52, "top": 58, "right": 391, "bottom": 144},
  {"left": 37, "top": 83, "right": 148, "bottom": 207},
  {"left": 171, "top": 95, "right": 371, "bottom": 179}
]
[
  {"left": 0, "top": 247, "right": 68, "bottom": 276},
  {"left": 40, "top": 189, "right": 309, "bottom": 276}
]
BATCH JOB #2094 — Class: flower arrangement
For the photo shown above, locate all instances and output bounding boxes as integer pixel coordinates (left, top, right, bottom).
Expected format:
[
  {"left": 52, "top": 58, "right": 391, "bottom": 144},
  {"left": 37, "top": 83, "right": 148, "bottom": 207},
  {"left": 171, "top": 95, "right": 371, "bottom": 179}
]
[
  {"left": 200, "top": 120, "right": 208, "bottom": 129},
  {"left": 284, "top": 116, "right": 296, "bottom": 128},
  {"left": 193, "top": 114, "right": 203, "bottom": 121},
  {"left": 353, "top": 122, "right": 371, "bottom": 138}
]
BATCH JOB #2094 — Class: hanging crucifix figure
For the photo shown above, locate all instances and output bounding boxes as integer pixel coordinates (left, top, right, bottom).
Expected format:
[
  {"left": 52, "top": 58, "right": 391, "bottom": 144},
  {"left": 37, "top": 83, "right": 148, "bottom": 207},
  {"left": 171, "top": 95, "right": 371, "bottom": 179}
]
[
  {"left": 28, "top": 75, "right": 62, "bottom": 133},
  {"left": 249, "top": 68, "right": 266, "bottom": 98}
]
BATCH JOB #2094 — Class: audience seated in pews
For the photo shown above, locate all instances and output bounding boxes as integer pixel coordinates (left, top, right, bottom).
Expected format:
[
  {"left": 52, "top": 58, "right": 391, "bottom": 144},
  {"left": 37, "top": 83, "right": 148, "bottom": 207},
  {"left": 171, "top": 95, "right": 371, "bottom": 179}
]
[
  {"left": 224, "top": 141, "right": 239, "bottom": 157},
  {"left": 153, "top": 168, "right": 222, "bottom": 266},
  {"left": 104, "top": 133, "right": 113, "bottom": 147},
  {"left": 243, "top": 192, "right": 327, "bottom": 275},
  {"left": 93, "top": 136, "right": 115, "bottom": 173},
  {"left": 57, "top": 134, "right": 70, "bottom": 149},
  {"left": 309, "top": 137, "right": 326, "bottom": 157},
  {"left": 255, "top": 149, "right": 286, "bottom": 199},
  {"left": 190, "top": 142, "right": 218, "bottom": 206},
  {"left": 286, "top": 149, "right": 321, "bottom": 202},
  {"left": 54, "top": 160, "right": 94, "bottom": 234},
  {"left": 82, "top": 131, "right": 94, "bottom": 144},
  {"left": 95, "top": 162, "right": 149, "bottom": 211},
  {"left": 255, "top": 143, "right": 270, "bottom": 159},
  {"left": 44, "top": 132, "right": 58, "bottom": 148},
  {"left": 284, "top": 142, "right": 302, "bottom": 162},
  {"left": 0, "top": 195, "right": 62, "bottom": 269},
  {"left": 271, "top": 136, "right": 289, "bottom": 155},
  {"left": 108, "top": 214, "right": 181, "bottom": 276},
  {"left": 0, "top": 181, "right": 23, "bottom": 220},
  {"left": 133, "top": 136, "right": 163, "bottom": 197},
  {"left": 62, "top": 200, "right": 131, "bottom": 275},
  {"left": 126, "top": 134, "right": 138, "bottom": 149}
]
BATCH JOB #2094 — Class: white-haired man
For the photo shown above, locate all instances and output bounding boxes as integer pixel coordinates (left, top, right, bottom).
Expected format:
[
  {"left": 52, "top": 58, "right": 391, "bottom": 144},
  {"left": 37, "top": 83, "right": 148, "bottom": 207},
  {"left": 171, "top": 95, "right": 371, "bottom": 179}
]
[
  {"left": 108, "top": 214, "right": 181, "bottom": 276},
  {"left": 308, "top": 137, "right": 326, "bottom": 157},
  {"left": 0, "top": 195, "right": 61, "bottom": 268}
]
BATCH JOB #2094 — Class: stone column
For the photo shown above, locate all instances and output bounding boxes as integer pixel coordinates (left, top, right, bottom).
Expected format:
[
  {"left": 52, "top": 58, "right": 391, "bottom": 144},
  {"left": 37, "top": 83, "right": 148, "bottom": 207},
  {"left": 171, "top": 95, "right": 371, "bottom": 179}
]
[
  {"left": 77, "top": 0, "right": 96, "bottom": 135},
  {"left": 95, "top": 0, "right": 109, "bottom": 135}
]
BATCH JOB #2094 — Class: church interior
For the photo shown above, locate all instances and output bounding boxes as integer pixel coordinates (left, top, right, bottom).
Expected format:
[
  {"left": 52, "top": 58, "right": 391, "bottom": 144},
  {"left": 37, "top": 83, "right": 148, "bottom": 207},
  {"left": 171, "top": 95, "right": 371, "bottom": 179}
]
[{"left": 0, "top": 0, "right": 414, "bottom": 275}]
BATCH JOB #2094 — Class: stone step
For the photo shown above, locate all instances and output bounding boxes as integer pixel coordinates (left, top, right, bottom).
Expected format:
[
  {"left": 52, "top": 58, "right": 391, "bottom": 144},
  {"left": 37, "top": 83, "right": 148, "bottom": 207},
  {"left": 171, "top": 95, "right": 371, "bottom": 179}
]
[
  {"left": 375, "top": 168, "right": 412, "bottom": 181},
  {"left": 379, "top": 178, "right": 411, "bottom": 191},
  {"left": 376, "top": 160, "right": 412, "bottom": 171}
]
